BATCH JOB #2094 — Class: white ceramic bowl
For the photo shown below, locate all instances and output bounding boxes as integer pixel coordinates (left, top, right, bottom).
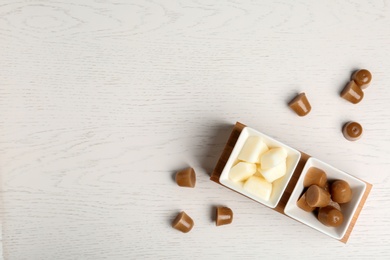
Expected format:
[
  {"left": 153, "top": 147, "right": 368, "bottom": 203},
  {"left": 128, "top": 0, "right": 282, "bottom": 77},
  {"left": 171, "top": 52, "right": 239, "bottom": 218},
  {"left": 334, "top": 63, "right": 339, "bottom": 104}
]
[
  {"left": 219, "top": 127, "right": 301, "bottom": 208},
  {"left": 284, "top": 157, "right": 367, "bottom": 239}
]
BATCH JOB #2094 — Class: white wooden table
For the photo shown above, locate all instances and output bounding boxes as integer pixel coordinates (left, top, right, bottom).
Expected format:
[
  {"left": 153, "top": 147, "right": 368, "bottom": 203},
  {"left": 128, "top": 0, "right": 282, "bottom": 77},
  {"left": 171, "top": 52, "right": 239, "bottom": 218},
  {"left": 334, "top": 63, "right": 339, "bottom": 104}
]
[{"left": 1, "top": 0, "right": 390, "bottom": 259}]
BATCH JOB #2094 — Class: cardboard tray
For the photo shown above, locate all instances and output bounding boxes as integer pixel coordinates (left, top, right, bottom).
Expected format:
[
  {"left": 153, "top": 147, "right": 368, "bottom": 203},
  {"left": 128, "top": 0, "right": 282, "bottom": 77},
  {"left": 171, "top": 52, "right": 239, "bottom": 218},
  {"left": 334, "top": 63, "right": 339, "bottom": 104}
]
[{"left": 210, "top": 122, "right": 372, "bottom": 243}]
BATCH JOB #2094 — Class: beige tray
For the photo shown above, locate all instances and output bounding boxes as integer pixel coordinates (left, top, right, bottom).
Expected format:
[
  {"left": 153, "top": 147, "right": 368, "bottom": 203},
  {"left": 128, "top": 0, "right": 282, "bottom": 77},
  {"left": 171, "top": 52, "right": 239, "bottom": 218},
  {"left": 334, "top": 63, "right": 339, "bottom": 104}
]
[{"left": 210, "top": 122, "right": 372, "bottom": 243}]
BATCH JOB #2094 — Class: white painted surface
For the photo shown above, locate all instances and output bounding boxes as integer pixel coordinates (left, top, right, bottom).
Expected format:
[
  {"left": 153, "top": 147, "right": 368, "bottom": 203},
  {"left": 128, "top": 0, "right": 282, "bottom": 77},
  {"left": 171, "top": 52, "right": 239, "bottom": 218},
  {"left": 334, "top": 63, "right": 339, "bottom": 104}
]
[{"left": 1, "top": 0, "right": 389, "bottom": 259}]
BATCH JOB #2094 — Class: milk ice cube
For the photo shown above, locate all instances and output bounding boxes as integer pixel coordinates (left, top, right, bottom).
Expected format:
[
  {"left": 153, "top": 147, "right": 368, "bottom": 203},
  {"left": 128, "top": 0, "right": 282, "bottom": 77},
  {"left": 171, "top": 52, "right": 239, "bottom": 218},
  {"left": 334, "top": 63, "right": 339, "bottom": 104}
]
[
  {"left": 260, "top": 147, "right": 287, "bottom": 169},
  {"left": 243, "top": 176, "right": 272, "bottom": 201},
  {"left": 229, "top": 162, "right": 256, "bottom": 182},
  {"left": 259, "top": 161, "right": 286, "bottom": 183},
  {"left": 238, "top": 136, "right": 269, "bottom": 163}
]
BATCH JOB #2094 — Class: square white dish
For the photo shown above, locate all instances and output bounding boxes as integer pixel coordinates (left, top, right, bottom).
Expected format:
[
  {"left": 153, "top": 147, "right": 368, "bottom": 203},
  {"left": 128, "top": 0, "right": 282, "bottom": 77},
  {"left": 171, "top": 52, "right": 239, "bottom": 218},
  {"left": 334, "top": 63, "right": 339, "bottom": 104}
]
[
  {"left": 219, "top": 127, "right": 301, "bottom": 208},
  {"left": 284, "top": 157, "right": 367, "bottom": 239}
]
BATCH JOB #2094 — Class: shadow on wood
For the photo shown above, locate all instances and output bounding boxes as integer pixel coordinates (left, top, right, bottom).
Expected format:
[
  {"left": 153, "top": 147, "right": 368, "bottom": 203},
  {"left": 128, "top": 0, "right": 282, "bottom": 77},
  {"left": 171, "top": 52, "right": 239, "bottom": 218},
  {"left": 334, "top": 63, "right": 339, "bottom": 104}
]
[{"left": 196, "top": 123, "right": 234, "bottom": 177}]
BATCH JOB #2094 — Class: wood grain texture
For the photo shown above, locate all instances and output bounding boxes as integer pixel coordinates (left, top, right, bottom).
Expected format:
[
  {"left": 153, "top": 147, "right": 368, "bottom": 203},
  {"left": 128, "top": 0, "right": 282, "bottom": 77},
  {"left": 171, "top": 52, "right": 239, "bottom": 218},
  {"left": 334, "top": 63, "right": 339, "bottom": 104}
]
[{"left": 1, "top": 0, "right": 390, "bottom": 259}]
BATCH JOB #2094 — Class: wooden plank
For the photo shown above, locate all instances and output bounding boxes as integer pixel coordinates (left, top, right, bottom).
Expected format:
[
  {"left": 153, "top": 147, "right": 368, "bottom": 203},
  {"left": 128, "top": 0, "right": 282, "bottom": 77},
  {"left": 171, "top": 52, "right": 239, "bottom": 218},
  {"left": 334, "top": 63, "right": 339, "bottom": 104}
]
[
  {"left": 340, "top": 182, "right": 372, "bottom": 243},
  {"left": 210, "top": 122, "right": 372, "bottom": 243},
  {"left": 210, "top": 122, "right": 245, "bottom": 183}
]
